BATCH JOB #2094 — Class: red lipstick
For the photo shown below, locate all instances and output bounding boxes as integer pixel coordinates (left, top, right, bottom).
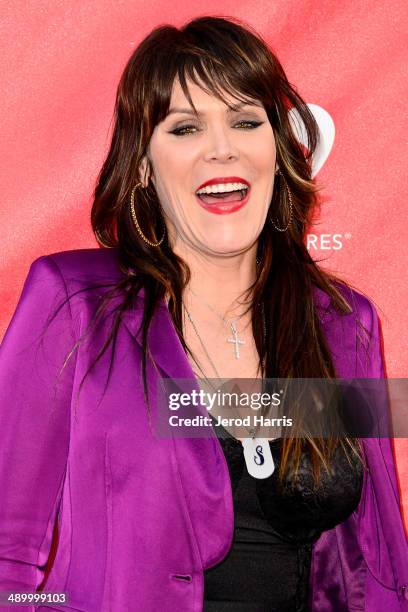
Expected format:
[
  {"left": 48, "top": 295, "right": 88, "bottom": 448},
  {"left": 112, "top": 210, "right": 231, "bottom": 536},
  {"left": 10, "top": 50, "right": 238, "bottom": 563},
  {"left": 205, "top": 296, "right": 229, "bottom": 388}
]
[{"left": 195, "top": 176, "right": 251, "bottom": 215}]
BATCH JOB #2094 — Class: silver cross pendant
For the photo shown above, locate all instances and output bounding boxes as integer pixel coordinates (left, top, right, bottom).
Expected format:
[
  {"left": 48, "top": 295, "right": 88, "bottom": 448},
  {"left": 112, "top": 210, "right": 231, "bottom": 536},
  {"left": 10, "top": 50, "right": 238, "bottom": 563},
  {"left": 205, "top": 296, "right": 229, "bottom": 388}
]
[{"left": 227, "top": 321, "right": 245, "bottom": 358}]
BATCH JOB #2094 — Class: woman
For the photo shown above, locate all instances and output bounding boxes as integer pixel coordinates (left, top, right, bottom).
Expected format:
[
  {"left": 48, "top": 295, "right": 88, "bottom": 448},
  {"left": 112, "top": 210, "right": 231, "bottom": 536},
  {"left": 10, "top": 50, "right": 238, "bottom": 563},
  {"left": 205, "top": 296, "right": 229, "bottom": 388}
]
[{"left": 0, "top": 15, "right": 407, "bottom": 612}]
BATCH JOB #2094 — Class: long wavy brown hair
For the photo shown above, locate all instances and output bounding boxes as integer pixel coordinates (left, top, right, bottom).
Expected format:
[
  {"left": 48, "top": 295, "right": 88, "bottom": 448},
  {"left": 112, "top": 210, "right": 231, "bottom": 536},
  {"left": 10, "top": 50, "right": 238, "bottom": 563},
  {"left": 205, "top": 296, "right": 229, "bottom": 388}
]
[{"left": 56, "top": 15, "right": 370, "bottom": 486}]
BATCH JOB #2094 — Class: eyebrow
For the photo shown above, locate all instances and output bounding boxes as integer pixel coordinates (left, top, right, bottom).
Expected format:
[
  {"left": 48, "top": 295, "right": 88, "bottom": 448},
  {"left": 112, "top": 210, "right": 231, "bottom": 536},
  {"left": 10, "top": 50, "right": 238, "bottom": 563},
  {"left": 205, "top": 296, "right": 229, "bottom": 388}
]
[{"left": 166, "top": 101, "right": 263, "bottom": 118}]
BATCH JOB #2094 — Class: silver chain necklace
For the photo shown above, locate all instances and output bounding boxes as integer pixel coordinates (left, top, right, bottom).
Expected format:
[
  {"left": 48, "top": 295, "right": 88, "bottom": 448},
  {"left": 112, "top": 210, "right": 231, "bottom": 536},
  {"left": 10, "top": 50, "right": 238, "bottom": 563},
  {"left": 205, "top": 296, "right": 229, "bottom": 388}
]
[
  {"left": 182, "top": 299, "right": 276, "bottom": 479},
  {"left": 186, "top": 257, "right": 262, "bottom": 359},
  {"left": 182, "top": 300, "right": 266, "bottom": 379},
  {"left": 186, "top": 285, "right": 247, "bottom": 359},
  {"left": 181, "top": 255, "right": 266, "bottom": 395}
]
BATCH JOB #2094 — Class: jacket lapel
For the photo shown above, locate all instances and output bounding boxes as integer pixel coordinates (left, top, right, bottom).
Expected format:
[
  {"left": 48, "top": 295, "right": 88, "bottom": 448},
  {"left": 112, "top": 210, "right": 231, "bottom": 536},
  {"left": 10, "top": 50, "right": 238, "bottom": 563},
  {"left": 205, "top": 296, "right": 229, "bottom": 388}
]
[
  {"left": 120, "top": 292, "right": 198, "bottom": 381},
  {"left": 120, "top": 290, "right": 235, "bottom": 570}
]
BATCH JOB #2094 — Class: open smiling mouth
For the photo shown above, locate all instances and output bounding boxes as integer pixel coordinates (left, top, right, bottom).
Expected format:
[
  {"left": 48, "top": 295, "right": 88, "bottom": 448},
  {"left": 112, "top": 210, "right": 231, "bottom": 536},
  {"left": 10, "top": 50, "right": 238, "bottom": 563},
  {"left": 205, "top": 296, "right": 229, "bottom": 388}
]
[
  {"left": 195, "top": 187, "right": 249, "bottom": 205},
  {"left": 194, "top": 186, "right": 251, "bottom": 215}
]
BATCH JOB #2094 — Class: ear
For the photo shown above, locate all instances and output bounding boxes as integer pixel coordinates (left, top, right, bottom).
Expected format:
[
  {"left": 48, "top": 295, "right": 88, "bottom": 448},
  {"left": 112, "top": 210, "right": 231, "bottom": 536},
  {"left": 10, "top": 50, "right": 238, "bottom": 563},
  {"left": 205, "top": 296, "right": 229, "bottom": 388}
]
[
  {"left": 139, "top": 154, "right": 155, "bottom": 188},
  {"left": 138, "top": 156, "right": 149, "bottom": 186}
]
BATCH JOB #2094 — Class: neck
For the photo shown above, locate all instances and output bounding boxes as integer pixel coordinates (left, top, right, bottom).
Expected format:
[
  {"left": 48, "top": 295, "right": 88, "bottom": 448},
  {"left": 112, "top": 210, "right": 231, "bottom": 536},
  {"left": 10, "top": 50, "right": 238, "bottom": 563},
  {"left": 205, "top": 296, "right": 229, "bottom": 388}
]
[{"left": 173, "top": 243, "right": 259, "bottom": 321}]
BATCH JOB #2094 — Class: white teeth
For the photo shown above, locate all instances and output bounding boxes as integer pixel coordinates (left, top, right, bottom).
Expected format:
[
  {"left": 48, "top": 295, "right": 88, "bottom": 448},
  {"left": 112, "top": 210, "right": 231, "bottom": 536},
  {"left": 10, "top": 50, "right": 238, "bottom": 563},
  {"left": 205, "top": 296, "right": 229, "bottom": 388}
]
[{"left": 196, "top": 182, "right": 249, "bottom": 195}]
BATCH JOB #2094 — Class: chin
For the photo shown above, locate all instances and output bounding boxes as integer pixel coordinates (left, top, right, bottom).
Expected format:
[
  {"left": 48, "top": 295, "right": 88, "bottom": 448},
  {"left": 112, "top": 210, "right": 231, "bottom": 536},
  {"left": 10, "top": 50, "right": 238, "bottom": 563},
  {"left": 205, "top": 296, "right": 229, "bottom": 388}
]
[{"left": 205, "top": 239, "right": 256, "bottom": 256}]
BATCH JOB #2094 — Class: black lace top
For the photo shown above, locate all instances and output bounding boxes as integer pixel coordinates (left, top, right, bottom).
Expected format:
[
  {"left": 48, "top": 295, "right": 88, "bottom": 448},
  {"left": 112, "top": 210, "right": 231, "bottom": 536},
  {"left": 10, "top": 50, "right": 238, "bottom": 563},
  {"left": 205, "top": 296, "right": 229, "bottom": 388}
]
[{"left": 203, "top": 415, "right": 364, "bottom": 611}]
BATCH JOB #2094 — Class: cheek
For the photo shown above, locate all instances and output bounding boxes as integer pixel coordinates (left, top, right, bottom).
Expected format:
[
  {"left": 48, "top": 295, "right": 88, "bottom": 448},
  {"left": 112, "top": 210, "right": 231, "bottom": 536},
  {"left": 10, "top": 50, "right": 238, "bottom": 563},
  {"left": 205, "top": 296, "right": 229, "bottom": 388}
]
[
  {"left": 254, "top": 136, "right": 276, "bottom": 168},
  {"left": 159, "top": 189, "right": 192, "bottom": 230},
  {"left": 164, "top": 150, "right": 185, "bottom": 168}
]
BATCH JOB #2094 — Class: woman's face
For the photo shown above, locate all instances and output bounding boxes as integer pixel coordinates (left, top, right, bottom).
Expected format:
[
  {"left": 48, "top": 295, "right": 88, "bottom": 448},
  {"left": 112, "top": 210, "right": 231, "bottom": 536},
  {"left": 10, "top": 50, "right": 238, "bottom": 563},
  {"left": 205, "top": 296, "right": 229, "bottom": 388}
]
[{"left": 140, "top": 77, "right": 277, "bottom": 260}]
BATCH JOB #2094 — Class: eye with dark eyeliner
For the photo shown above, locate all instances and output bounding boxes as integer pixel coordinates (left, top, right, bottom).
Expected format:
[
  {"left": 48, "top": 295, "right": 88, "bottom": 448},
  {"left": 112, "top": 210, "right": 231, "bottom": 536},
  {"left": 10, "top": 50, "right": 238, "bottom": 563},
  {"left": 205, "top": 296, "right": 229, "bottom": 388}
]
[{"left": 168, "top": 120, "right": 264, "bottom": 136}]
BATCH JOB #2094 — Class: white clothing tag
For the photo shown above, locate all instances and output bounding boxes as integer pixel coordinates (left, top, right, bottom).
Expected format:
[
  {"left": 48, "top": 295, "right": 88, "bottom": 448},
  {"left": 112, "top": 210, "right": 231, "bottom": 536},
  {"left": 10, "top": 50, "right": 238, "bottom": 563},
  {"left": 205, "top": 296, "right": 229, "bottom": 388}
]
[{"left": 242, "top": 438, "right": 275, "bottom": 479}]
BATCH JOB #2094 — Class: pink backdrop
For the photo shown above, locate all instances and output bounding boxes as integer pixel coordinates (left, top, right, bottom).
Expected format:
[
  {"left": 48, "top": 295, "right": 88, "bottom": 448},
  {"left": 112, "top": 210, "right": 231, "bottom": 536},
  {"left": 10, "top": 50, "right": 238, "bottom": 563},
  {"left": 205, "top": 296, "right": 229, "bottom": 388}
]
[{"left": 1, "top": 1, "right": 407, "bottom": 528}]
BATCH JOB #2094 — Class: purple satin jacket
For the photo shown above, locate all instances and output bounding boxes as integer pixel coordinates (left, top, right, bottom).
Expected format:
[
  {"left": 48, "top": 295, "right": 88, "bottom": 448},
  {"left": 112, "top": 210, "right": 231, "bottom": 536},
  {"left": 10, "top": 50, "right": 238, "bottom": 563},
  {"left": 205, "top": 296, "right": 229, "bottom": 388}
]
[{"left": 0, "top": 247, "right": 407, "bottom": 611}]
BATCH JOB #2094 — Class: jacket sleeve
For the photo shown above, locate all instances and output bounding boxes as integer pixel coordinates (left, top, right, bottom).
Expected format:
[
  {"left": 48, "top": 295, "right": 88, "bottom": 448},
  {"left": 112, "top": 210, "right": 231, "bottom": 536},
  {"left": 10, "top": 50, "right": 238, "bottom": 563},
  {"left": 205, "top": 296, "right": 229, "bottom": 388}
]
[
  {"left": 0, "top": 255, "right": 76, "bottom": 607},
  {"left": 357, "top": 297, "right": 408, "bottom": 609},
  {"left": 356, "top": 297, "right": 400, "bottom": 495}
]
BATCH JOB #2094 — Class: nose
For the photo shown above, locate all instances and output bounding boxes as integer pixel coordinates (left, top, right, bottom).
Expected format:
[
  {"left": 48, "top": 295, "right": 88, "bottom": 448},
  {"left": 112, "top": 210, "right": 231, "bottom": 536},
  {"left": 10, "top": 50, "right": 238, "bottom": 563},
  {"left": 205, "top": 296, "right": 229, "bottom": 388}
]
[{"left": 202, "top": 124, "right": 239, "bottom": 163}]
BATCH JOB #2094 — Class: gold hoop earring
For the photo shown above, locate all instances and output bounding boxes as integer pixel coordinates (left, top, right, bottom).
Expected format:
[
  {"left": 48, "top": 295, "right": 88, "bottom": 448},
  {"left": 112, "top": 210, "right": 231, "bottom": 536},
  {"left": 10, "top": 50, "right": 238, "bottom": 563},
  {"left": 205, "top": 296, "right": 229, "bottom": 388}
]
[
  {"left": 270, "top": 170, "right": 294, "bottom": 232},
  {"left": 130, "top": 182, "right": 166, "bottom": 247}
]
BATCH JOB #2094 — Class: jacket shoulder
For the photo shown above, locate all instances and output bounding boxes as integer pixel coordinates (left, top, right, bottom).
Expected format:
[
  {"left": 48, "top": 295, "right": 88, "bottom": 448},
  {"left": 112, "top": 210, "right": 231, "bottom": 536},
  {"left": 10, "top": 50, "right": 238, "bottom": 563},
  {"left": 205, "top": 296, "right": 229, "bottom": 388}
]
[
  {"left": 22, "top": 248, "right": 129, "bottom": 339},
  {"left": 40, "top": 247, "right": 124, "bottom": 283},
  {"left": 314, "top": 280, "right": 381, "bottom": 334}
]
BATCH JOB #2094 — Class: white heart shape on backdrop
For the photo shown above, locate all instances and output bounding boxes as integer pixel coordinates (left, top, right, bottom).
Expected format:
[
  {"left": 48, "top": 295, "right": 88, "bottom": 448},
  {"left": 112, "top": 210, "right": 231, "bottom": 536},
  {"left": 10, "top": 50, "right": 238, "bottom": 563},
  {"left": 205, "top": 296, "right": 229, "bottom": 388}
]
[{"left": 288, "top": 104, "right": 335, "bottom": 178}]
